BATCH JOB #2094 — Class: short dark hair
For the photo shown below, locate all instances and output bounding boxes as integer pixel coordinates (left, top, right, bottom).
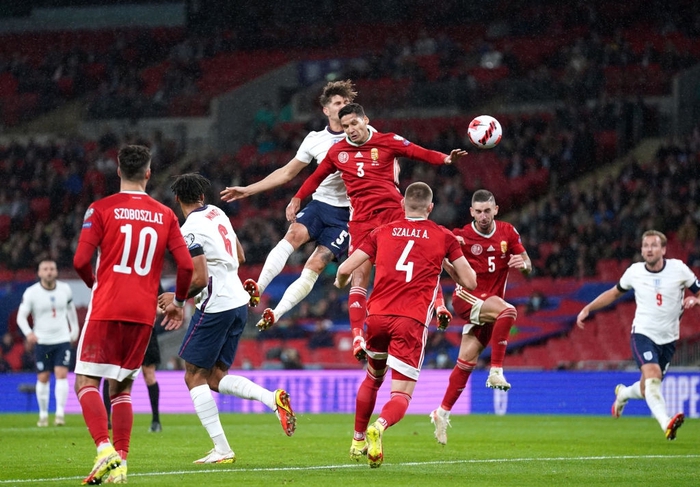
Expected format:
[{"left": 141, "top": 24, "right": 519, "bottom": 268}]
[
  {"left": 472, "top": 189, "right": 496, "bottom": 206},
  {"left": 404, "top": 182, "right": 433, "bottom": 212},
  {"left": 170, "top": 173, "right": 211, "bottom": 204},
  {"left": 338, "top": 102, "right": 365, "bottom": 120},
  {"left": 319, "top": 79, "right": 358, "bottom": 106},
  {"left": 117, "top": 145, "right": 151, "bottom": 181}
]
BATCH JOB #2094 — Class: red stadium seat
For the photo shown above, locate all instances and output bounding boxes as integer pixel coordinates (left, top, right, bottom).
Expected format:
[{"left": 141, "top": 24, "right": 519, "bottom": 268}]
[
  {"left": 0, "top": 214, "right": 10, "bottom": 241},
  {"left": 30, "top": 197, "right": 51, "bottom": 223}
]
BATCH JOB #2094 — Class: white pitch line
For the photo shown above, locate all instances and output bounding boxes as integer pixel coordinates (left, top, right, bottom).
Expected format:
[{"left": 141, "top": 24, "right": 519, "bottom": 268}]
[{"left": 2, "top": 454, "right": 699, "bottom": 484}]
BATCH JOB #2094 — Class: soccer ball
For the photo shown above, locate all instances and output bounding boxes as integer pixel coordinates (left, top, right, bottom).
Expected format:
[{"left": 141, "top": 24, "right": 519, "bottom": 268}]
[{"left": 467, "top": 115, "right": 502, "bottom": 149}]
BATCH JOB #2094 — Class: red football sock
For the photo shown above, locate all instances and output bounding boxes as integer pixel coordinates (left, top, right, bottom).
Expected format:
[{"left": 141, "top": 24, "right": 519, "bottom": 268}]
[
  {"left": 348, "top": 287, "right": 367, "bottom": 332},
  {"left": 354, "top": 370, "right": 383, "bottom": 436},
  {"left": 440, "top": 359, "right": 476, "bottom": 411},
  {"left": 77, "top": 385, "right": 110, "bottom": 446},
  {"left": 490, "top": 308, "right": 517, "bottom": 368},
  {"left": 378, "top": 391, "right": 411, "bottom": 428},
  {"left": 111, "top": 393, "right": 133, "bottom": 460}
]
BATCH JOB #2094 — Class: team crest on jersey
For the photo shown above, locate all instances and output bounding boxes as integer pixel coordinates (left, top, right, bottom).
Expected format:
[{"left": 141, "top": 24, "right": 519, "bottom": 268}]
[
  {"left": 500, "top": 240, "right": 508, "bottom": 253},
  {"left": 83, "top": 208, "right": 94, "bottom": 221},
  {"left": 471, "top": 244, "right": 483, "bottom": 255},
  {"left": 338, "top": 151, "right": 349, "bottom": 163},
  {"left": 185, "top": 233, "right": 196, "bottom": 248}
]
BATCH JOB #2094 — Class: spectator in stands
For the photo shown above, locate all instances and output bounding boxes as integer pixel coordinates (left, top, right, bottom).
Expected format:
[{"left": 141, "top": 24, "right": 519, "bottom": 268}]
[
  {"left": 308, "top": 319, "right": 335, "bottom": 349},
  {"left": 280, "top": 347, "right": 304, "bottom": 370},
  {"left": 0, "top": 349, "right": 11, "bottom": 373},
  {"left": 687, "top": 241, "right": 700, "bottom": 268},
  {"left": 1, "top": 332, "right": 14, "bottom": 355},
  {"left": 675, "top": 214, "right": 697, "bottom": 246},
  {"left": 525, "top": 290, "right": 549, "bottom": 315},
  {"left": 424, "top": 332, "right": 455, "bottom": 369},
  {"left": 20, "top": 342, "right": 36, "bottom": 372}
]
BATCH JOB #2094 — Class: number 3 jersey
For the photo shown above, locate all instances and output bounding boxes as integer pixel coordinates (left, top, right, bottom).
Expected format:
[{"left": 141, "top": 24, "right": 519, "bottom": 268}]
[
  {"left": 454, "top": 221, "right": 525, "bottom": 298},
  {"left": 359, "top": 217, "right": 464, "bottom": 325},
  {"left": 180, "top": 204, "right": 250, "bottom": 312},
  {"left": 78, "top": 191, "right": 186, "bottom": 325}
]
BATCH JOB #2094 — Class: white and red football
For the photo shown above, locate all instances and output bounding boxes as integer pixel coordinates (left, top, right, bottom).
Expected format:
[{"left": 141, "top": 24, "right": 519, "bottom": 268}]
[{"left": 467, "top": 115, "right": 502, "bottom": 149}]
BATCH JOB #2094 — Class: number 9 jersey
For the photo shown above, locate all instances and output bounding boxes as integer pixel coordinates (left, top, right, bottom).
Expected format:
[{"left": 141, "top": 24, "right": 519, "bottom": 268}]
[{"left": 77, "top": 190, "right": 188, "bottom": 326}]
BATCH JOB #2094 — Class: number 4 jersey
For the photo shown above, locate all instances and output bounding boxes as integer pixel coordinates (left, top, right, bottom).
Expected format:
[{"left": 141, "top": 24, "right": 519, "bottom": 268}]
[
  {"left": 180, "top": 204, "right": 250, "bottom": 313},
  {"left": 359, "top": 217, "right": 464, "bottom": 326},
  {"left": 77, "top": 191, "right": 187, "bottom": 325}
]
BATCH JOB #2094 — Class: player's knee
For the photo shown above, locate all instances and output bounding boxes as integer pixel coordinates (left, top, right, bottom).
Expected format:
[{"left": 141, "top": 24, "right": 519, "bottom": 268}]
[
  {"left": 501, "top": 304, "right": 517, "bottom": 319},
  {"left": 285, "top": 224, "right": 310, "bottom": 248},
  {"left": 306, "top": 248, "right": 333, "bottom": 272}
]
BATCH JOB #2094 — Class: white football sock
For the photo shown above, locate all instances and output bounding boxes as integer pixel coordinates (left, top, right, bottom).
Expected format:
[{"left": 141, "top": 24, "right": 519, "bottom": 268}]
[
  {"left": 36, "top": 380, "right": 50, "bottom": 419},
  {"left": 54, "top": 378, "right": 69, "bottom": 417},
  {"left": 257, "top": 240, "right": 295, "bottom": 293},
  {"left": 644, "top": 378, "right": 670, "bottom": 430},
  {"left": 618, "top": 381, "right": 643, "bottom": 401},
  {"left": 437, "top": 406, "right": 450, "bottom": 418},
  {"left": 190, "top": 384, "right": 231, "bottom": 452},
  {"left": 218, "top": 375, "right": 275, "bottom": 410},
  {"left": 272, "top": 268, "right": 319, "bottom": 321}
]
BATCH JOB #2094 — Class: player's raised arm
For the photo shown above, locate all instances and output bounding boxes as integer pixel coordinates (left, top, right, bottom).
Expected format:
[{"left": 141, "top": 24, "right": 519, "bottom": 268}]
[
  {"left": 576, "top": 286, "right": 625, "bottom": 329},
  {"left": 293, "top": 156, "right": 336, "bottom": 203},
  {"left": 445, "top": 148, "right": 469, "bottom": 164},
  {"left": 220, "top": 158, "right": 308, "bottom": 202}
]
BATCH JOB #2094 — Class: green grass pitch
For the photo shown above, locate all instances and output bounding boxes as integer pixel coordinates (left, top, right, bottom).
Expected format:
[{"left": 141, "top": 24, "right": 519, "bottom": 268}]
[{"left": 0, "top": 413, "right": 696, "bottom": 486}]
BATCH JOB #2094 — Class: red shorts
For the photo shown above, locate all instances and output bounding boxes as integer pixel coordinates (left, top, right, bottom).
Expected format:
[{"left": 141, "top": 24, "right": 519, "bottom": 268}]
[
  {"left": 348, "top": 207, "right": 404, "bottom": 254},
  {"left": 75, "top": 320, "right": 152, "bottom": 381},
  {"left": 365, "top": 314, "right": 428, "bottom": 381},
  {"left": 452, "top": 289, "right": 494, "bottom": 348}
]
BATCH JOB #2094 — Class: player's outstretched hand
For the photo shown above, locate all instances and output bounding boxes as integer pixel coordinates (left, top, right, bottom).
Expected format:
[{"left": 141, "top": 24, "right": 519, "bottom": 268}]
[
  {"left": 444, "top": 149, "right": 468, "bottom": 165},
  {"left": 220, "top": 186, "right": 250, "bottom": 202},
  {"left": 436, "top": 306, "right": 452, "bottom": 331}
]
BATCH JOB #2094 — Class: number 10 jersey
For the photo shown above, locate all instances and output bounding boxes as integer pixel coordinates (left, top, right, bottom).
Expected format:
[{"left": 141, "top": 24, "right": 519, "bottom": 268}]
[{"left": 78, "top": 190, "right": 186, "bottom": 326}]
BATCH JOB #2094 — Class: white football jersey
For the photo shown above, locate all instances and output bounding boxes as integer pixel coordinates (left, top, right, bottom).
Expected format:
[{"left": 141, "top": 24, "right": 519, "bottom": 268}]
[
  {"left": 17, "top": 281, "right": 76, "bottom": 345},
  {"left": 619, "top": 258, "right": 700, "bottom": 344},
  {"left": 180, "top": 205, "right": 250, "bottom": 313},
  {"left": 295, "top": 126, "right": 349, "bottom": 207}
]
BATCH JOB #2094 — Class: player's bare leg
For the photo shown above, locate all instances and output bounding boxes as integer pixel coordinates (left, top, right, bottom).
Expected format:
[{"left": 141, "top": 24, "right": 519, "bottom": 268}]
[
  {"left": 257, "top": 246, "right": 331, "bottom": 331},
  {"left": 253, "top": 223, "right": 311, "bottom": 304}
]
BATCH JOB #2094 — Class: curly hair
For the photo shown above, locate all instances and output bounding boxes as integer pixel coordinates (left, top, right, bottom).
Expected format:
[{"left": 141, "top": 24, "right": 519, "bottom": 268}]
[
  {"left": 319, "top": 79, "right": 358, "bottom": 107},
  {"left": 170, "top": 173, "right": 211, "bottom": 204}
]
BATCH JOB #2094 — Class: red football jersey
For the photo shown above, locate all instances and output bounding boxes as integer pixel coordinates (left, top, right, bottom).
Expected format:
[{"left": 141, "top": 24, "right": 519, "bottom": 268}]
[
  {"left": 359, "top": 218, "right": 463, "bottom": 325},
  {"left": 453, "top": 220, "right": 526, "bottom": 297},
  {"left": 77, "top": 191, "right": 187, "bottom": 325},
  {"left": 295, "top": 130, "right": 446, "bottom": 221}
]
